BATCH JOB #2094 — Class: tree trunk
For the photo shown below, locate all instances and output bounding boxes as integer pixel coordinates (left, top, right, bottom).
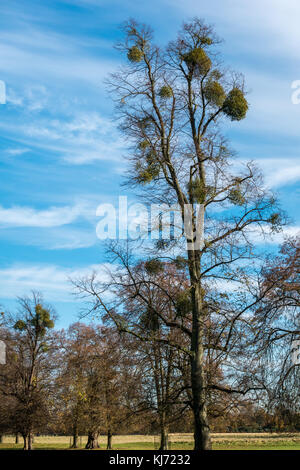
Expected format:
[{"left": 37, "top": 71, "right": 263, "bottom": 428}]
[
  {"left": 71, "top": 431, "right": 78, "bottom": 449},
  {"left": 190, "top": 282, "right": 211, "bottom": 451},
  {"left": 28, "top": 433, "right": 33, "bottom": 450},
  {"left": 159, "top": 424, "right": 169, "bottom": 450},
  {"left": 85, "top": 431, "right": 99, "bottom": 449},
  {"left": 106, "top": 429, "right": 112, "bottom": 450},
  {"left": 15, "top": 433, "right": 19, "bottom": 444},
  {"left": 22, "top": 433, "right": 33, "bottom": 450},
  {"left": 0, "top": 435, "right": 2, "bottom": 443}
]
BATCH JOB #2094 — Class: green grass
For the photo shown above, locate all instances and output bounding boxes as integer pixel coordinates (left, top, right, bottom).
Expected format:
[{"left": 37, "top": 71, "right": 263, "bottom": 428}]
[{"left": 1, "top": 434, "right": 300, "bottom": 451}]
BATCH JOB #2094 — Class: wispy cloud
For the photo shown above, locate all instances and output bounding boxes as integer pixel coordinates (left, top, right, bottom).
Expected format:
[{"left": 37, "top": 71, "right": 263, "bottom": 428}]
[
  {"left": 5, "top": 148, "right": 30, "bottom": 156},
  {"left": 0, "top": 262, "right": 109, "bottom": 301},
  {"left": 0, "top": 203, "right": 87, "bottom": 228},
  {"left": 0, "top": 200, "right": 102, "bottom": 249},
  {"left": 0, "top": 24, "right": 115, "bottom": 87},
  {"left": 0, "top": 111, "right": 126, "bottom": 164},
  {"left": 172, "top": 0, "right": 300, "bottom": 60},
  {"left": 256, "top": 158, "right": 300, "bottom": 188},
  {"left": 247, "top": 225, "right": 300, "bottom": 246}
]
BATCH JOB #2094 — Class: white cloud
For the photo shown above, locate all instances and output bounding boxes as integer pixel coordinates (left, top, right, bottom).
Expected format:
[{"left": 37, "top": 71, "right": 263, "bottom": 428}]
[
  {"left": 171, "top": 0, "right": 300, "bottom": 60},
  {"left": 0, "top": 263, "right": 110, "bottom": 301},
  {"left": 5, "top": 148, "right": 30, "bottom": 156},
  {"left": 0, "top": 112, "right": 126, "bottom": 164},
  {"left": 267, "top": 226, "right": 300, "bottom": 243},
  {"left": 0, "top": 198, "right": 113, "bottom": 249},
  {"left": 38, "top": 226, "right": 97, "bottom": 250},
  {"left": 0, "top": 27, "right": 115, "bottom": 87},
  {"left": 233, "top": 71, "right": 300, "bottom": 141},
  {"left": 6, "top": 88, "right": 24, "bottom": 106},
  {"left": 0, "top": 203, "right": 87, "bottom": 228},
  {"left": 247, "top": 225, "right": 300, "bottom": 246},
  {"left": 254, "top": 158, "right": 300, "bottom": 188}
]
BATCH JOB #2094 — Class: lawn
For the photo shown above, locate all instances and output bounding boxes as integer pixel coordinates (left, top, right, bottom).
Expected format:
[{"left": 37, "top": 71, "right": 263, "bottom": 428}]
[{"left": 0, "top": 433, "right": 300, "bottom": 450}]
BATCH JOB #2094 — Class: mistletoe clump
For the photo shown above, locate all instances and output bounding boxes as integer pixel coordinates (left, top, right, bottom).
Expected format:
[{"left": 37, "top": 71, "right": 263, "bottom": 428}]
[
  {"left": 145, "top": 149, "right": 157, "bottom": 164},
  {"left": 268, "top": 212, "right": 282, "bottom": 232},
  {"left": 139, "top": 140, "right": 150, "bottom": 150},
  {"left": 13, "top": 304, "right": 54, "bottom": 337},
  {"left": 140, "top": 307, "right": 160, "bottom": 332},
  {"left": 174, "top": 256, "right": 187, "bottom": 270},
  {"left": 188, "top": 178, "right": 207, "bottom": 203},
  {"left": 14, "top": 320, "right": 26, "bottom": 331},
  {"left": 137, "top": 169, "right": 155, "bottom": 184},
  {"left": 145, "top": 259, "right": 164, "bottom": 275},
  {"left": 30, "top": 304, "right": 54, "bottom": 336},
  {"left": 127, "top": 46, "right": 143, "bottom": 62},
  {"left": 222, "top": 87, "right": 248, "bottom": 121},
  {"left": 183, "top": 47, "right": 211, "bottom": 75},
  {"left": 159, "top": 85, "right": 173, "bottom": 99},
  {"left": 136, "top": 150, "right": 160, "bottom": 184},
  {"left": 175, "top": 290, "right": 192, "bottom": 317},
  {"left": 203, "top": 80, "right": 226, "bottom": 107},
  {"left": 138, "top": 116, "right": 151, "bottom": 130},
  {"left": 200, "top": 36, "right": 213, "bottom": 45},
  {"left": 228, "top": 186, "right": 246, "bottom": 206}
]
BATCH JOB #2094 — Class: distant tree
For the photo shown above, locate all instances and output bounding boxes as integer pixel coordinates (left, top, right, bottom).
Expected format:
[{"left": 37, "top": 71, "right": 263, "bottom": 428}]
[
  {"left": 56, "top": 323, "right": 93, "bottom": 448},
  {"left": 248, "top": 237, "right": 300, "bottom": 430},
  {"left": 57, "top": 323, "right": 131, "bottom": 449},
  {"left": 255, "top": 236, "right": 299, "bottom": 347},
  {"left": 91, "top": 327, "right": 127, "bottom": 450},
  {"left": 0, "top": 293, "right": 56, "bottom": 450}
]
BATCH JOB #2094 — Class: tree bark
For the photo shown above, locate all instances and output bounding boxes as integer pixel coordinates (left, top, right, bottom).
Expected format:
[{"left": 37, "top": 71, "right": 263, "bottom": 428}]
[
  {"left": 15, "top": 433, "right": 19, "bottom": 444},
  {"left": 159, "top": 423, "right": 169, "bottom": 450},
  {"left": 85, "top": 431, "right": 100, "bottom": 449},
  {"left": 106, "top": 429, "right": 112, "bottom": 450},
  {"left": 22, "top": 433, "right": 33, "bottom": 450},
  {"left": 0, "top": 435, "right": 2, "bottom": 443},
  {"left": 28, "top": 433, "right": 33, "bottom": 450},
  {"left": 190, "top": 282, "right": 211, "bottom": 451},
  {"left": 71, "top": 430, "right": 78, "bottom": 449}
]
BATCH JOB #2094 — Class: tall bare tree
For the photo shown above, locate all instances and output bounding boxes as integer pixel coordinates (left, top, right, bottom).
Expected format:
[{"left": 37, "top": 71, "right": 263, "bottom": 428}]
[{"left": 76, "top": 18, "right": 285, "bottom": 450}]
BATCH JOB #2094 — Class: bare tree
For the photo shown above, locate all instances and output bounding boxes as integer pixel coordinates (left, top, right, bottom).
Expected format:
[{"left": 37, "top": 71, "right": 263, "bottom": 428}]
[
  {"left": 0, "top": 293, "right": 56, "bottom": 450},
  {"left": 75, "top": 18, "right": 285, "bottom": 450},
  {"left": 246, "top": 237, "right": 300, "bottom": 428}
]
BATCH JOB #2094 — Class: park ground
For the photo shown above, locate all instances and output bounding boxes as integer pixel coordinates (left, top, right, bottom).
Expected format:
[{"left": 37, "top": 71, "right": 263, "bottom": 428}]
[{"left": 0, "top": 433, "right": 300, "bottom": 450}]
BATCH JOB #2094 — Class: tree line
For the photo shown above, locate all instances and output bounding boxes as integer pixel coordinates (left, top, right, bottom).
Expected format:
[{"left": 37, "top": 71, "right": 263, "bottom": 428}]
[{"left": 0, "top": 236, "right": 298, "bottom": 450}]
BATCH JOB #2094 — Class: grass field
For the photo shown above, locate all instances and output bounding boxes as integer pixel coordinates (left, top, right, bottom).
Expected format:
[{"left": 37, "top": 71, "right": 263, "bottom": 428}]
[{"left": 1, "top": 433, "right": 300, "bottom": 450}]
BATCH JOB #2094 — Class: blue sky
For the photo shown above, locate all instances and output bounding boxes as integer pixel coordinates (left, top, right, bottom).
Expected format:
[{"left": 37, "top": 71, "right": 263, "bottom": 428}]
[{"left": 0, "top": 0, "right": 299, "bottom": 327}]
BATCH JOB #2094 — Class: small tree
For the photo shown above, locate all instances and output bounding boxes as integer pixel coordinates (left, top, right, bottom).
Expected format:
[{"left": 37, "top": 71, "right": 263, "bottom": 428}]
[
  {"left": 249, "top": 236, "right": 300, "bottom": 428},
  {"left": 57, "top": 323, "right": 130, "bottom": 449},
  {"left": 56, "top": 323, "right": 93, "bottom": 448},
  {"left": 0, "top": 293, "right": 55, "bottom": 450}
]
